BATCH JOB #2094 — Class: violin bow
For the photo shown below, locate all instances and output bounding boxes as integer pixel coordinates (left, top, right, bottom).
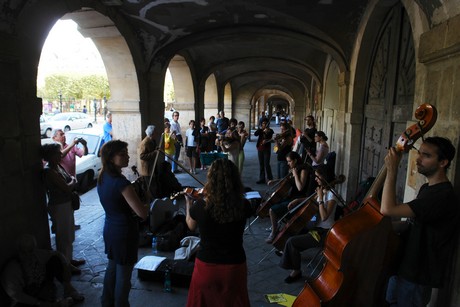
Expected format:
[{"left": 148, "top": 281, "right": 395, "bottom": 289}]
[
  {"left": 319, "top": 174, "right": 347, "bottom": 208},
  {"left": 147, "top": 135, "right": 165, "bottom": 189},
  {"left": 155, "top": 148, "right": 205, "bottom": 186},
  {"left": 277, "top": 191, "right": 318, "bottom": 226}
]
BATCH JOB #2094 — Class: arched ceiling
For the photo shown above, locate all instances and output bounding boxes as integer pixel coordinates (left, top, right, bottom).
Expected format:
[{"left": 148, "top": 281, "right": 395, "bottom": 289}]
[{"left": 77, "top": 0, "right": 369, "bottom": 103}]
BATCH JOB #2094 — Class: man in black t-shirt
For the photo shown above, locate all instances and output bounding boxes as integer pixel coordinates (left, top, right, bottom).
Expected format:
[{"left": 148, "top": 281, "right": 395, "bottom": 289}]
[{"left": 381, "top": 137, "right": 459, "bottom": 306}]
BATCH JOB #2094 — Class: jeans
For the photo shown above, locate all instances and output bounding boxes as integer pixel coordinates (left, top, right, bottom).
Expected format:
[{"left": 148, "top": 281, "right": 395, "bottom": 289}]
[
  {"left": 386, "top": 276, "right": 432, "bottom": 307},
  {"left": 101, "top": 259, "right": 134, "bottom": 307},
  {"left": 172, "top": 142, "right": 181, "bottom": 172}
]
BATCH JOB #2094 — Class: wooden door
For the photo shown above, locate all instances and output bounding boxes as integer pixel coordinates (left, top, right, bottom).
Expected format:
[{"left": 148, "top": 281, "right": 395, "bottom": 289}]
[{"left": 360, "top": 4, "right": 415, "bottom": 202}]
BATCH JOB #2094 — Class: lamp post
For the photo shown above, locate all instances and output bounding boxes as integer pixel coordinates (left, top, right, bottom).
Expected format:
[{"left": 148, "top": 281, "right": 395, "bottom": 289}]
[
  {"left": 93, "top": 98, "right": 97, "bottom": 123},
  {"left": 58, "top": 90, "right": 62, "bottom": 113}
]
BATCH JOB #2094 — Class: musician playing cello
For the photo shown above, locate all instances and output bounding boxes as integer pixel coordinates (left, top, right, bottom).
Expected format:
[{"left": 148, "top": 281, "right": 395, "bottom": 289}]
[
  {"left": 265, "top": 151, "right": 309, "bottom": 243},
  {"left": 278, "top": 164, "right": 337, "bottom": 283},
  {"left": 381, "top": 137, "right": 459, "bottom": 307}
]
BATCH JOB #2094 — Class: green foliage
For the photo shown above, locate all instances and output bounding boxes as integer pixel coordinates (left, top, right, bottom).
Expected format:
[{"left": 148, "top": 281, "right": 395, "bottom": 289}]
[{"left": 38, "top": 73, "right": 110, "bottom": 101}]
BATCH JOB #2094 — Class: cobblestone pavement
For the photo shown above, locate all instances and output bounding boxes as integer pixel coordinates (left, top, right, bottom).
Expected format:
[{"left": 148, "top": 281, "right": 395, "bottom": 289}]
[{"left": 58, "top": 126, "right": 320, "bottom": 307}]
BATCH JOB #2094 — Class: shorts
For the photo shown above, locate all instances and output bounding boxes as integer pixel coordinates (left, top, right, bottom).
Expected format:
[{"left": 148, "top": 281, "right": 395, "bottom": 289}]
[{"left": 186, "top": 146, "right": 198, "bottom": 158}]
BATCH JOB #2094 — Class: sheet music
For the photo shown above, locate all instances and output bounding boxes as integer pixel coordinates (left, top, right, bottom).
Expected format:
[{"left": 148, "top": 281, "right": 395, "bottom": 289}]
[
  {"left": 134, "top": 255, "right": 166, "bottom": 271},
  {"left": 245, "top": 191, "right": 262, "bottom": 199}
]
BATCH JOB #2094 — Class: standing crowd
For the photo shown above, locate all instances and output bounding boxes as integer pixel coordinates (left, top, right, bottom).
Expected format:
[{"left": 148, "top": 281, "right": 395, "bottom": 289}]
[{"left": 2, "top": 109, "right": 458, "bottom": 307}]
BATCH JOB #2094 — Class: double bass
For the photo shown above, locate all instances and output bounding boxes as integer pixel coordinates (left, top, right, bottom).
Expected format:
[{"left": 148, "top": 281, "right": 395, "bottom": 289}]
[{"left": 293, "top": 103, "right": 437, "bottom": 306}]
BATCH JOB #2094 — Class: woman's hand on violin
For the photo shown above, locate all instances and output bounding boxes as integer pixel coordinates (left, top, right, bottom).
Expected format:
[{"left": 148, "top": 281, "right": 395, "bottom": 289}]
[{"left": 184, "top": 194, "right": 194, "bottom": 207}]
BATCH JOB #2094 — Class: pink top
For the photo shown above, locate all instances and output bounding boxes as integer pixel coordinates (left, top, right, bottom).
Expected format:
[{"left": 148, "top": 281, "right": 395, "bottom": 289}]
[{"left": 60, "top": 143, "right": 84, "bottom": 177}]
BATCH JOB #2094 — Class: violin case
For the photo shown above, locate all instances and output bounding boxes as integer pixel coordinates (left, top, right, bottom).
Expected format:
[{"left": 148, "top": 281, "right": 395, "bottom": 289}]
[{"left": 199, "top": 152, "right": 228, "bottom": 165}]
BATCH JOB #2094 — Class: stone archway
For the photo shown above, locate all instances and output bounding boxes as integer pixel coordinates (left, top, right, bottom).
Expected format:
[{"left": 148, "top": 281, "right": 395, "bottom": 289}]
[{"left": 64, "top": 10, "right": 141, "bottom": 176}]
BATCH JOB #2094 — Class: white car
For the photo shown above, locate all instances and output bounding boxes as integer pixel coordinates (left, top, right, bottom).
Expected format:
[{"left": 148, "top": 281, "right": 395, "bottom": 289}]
[
  {"left": 41, "top": 112, "right": 93, "bottom": 138},
  {"left": 65, "top": 128, "right": 103, "bottom": 192}
]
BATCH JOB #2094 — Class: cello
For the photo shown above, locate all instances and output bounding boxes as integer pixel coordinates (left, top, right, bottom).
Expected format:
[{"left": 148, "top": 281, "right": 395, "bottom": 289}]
[
  {"left": 256, "top": 164, "right": 311, "bottom": 218},
  {"left": 272, "top": 175, "right": 346, "bottom": 251},
  {"left": 292, "top": 103, "right": 437, "bottom": 307},
  {"left": 256, "top": 173, "right": 294, "bottom": 218}
]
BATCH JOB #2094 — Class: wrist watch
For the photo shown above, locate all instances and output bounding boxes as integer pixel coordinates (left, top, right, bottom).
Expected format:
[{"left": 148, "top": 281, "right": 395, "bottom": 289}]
[{"left": 318, "top": 201, "right": 325, "bottom": 205}]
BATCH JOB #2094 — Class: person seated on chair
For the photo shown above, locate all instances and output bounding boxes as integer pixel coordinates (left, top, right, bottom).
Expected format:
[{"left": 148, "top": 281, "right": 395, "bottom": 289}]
[
  {"left": 0, "top": 234, "right": 84, "bottom": 306},
  {"left": 264, "top": 151, "right": 310, "bottom": 243},
  {"left": 278, "top": 165, "right": 337, "bottom": 283}
]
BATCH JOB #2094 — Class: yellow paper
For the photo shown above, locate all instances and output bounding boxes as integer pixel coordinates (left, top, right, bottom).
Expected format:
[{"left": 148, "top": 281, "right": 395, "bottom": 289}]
[{"left": 264, "top": 293, "right": 297, "bottom": 306}]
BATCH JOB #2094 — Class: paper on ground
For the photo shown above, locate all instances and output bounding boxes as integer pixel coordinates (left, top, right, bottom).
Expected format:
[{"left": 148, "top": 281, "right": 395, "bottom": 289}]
[
  {"left": 264, "top": 293, "right": 297, "bottom": 306},
  {"left": 134, "top": 255, "right": 166, "bottom": 271}
]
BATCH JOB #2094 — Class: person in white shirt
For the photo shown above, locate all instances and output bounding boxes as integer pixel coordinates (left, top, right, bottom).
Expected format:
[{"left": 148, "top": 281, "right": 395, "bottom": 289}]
[
  {"left": 185, "top": 120, "right": 199, "bottom": 174},
  {"left": 278, "top": 165, "right": 337, "bottom": 283},
  {"left": 170, "top": 111, "right": 182, "bottom": 173}
]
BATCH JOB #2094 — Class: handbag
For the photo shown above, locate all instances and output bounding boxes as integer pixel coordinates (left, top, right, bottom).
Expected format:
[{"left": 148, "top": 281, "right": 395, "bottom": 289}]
[{"left": 71, "top": 192, "right": 81, "bottom": 210}]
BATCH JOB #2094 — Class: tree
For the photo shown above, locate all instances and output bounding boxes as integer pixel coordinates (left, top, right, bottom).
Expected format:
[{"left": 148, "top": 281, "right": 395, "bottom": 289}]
[{"left": 38, "top": 73, "right": 110, "bottom": 102}]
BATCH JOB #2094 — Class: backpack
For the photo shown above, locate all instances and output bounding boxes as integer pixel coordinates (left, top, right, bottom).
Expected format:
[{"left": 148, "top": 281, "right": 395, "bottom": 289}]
[{"left": 155, "top": 214, "right": 188, "bottom": 252}]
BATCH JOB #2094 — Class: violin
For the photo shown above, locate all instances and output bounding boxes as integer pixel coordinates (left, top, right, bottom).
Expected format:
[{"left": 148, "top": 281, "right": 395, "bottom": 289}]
[
  {"left": 183, "top": 187, "right": 205, "bottom": 200},
  {"left": 293, "top": 103, "right": 437, "bottom": 307},
  {"left": 272, "top": 175, "right": 346, "bottom": 251}
]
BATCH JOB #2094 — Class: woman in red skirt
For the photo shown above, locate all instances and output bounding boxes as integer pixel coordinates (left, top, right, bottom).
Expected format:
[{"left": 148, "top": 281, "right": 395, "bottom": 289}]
[{"left": 185, "top": 159, "right": 251, "bottom": 307}]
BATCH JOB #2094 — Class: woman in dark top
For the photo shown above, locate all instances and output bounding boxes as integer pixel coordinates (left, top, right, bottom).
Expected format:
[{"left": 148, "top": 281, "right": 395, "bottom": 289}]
[
  {"left": 41, "top": 143, "right": 79, "bottom": 272},
  {"left": 265, "top": 151, "right": 310, "bottom": 243},
  {"left": 97, "top": 140, "right": 148, "bottom": 307},
  {"left": 185, "top": 159, "right": 251, "bottom": 307}
]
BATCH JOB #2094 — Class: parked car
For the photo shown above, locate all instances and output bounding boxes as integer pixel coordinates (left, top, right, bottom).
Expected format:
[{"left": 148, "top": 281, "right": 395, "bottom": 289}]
[
  {"left": 41, "top": 112, "right": 93, "bottom": 138},
  {"left": 65, "top": 128, "right": 103, "bottom": 192},
  {"left": 40, "top": 115, "right": 50, "bottom": 138}
]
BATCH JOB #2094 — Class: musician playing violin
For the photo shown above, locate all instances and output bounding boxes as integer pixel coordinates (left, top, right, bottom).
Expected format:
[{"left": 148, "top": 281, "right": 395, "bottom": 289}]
[
  {"left": 185, "top": 159, "right": 252, "bottom": 307},
  {"left": 255, "top": 118, "right": 274, "bottom": 184},
  {"left": 381, "top": 137, "right": 459, "bottom": 307},
  {"left": 265, "top": 151, "right": 309, "bottom": 243},
  {"left": 275, "top": 122, "right": 294, "bottom": 179},
  {"left": 278, "top": 164, "right": 337, "bottom": 283}
]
